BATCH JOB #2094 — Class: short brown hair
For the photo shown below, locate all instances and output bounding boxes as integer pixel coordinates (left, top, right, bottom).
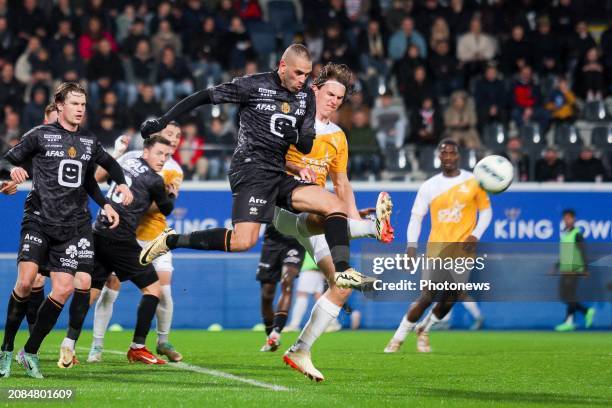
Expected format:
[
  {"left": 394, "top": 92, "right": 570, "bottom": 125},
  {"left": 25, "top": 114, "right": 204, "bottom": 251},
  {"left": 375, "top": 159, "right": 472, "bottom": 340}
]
[
  {"left": 281, "top": 44, "right": 311, "bottom": 62},
  {"left": 44, "top": 102, "right": 57, "bottom": 117},
  {"left": 54, "top": 82, "right": 87, "bottom": 104},
  {"left": 143, "top": 134, "right": 172, "bottom": 150},
  {"left": 312, "top": 63, "right": 354, "bottom": 95}
]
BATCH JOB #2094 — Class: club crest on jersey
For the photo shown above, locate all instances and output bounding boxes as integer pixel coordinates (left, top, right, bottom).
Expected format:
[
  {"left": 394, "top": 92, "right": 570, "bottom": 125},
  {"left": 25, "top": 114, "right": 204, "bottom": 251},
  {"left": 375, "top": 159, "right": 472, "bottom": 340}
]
[
  {"left": 67, "top": 146, "right": 77, "bottom": 158},
  {"left": 281, "top": 102, "right": 291, "bottom": 114}
]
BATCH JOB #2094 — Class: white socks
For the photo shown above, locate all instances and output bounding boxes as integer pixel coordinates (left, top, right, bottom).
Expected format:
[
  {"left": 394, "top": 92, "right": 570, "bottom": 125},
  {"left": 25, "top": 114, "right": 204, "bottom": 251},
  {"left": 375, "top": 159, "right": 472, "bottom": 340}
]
[
  {"left": 392, "top": 315, "right": 416, "bottom": 342},
  {"left": 348, "top": 219, "right": 377, "bottom": 239},
  {"left": 288, "top": 295, "right": 309, "bottom": 329},
  {"left": 294, "top": 296, "right": 341, "bottom": 351},
  {"left": 463, "top": 302, "right": 481, "bottom": 320},
  {"left": 418, "top": 310, "right": 441, "bottom": 334},
  {"left": 92, "top": 287, "right": 119, "bottom": 346},
  {"left": 156, "top": 285, "right": 173, "bottom": 344},
  {"left": 61, "top": 337, "right": 75, "bottom": 350}
]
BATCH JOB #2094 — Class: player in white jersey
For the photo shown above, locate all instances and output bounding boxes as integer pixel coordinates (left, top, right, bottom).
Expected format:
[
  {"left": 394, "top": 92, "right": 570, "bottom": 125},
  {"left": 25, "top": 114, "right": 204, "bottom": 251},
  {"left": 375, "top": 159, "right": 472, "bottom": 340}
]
[
  {"left": 87, "top": 122, "right": 184, "bottom": 363},
  {"left": 384, "top": 139, "right": 492, "bottom": 354}
]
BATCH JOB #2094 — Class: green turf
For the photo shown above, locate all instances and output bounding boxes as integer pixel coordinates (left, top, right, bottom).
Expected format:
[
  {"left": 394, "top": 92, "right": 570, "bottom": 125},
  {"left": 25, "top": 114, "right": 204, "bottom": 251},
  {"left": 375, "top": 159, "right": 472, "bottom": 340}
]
[{"left": 0, "top": 330, "right": 610, "bottom": 407}]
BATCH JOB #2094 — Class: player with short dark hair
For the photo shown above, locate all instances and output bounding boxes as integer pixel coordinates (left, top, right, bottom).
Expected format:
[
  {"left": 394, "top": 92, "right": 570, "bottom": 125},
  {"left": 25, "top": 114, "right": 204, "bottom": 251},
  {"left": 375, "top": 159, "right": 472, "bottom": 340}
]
[
  {"left": 139, "top": 44, "right": 367, "bottom": 289},
  {"left": 57, "top": 135, "right": 177, "bottom": 366},
  {"left": 384, "top": 139, "right": 492, "bottom": 354},
  {"left": 0, "top": 82, "right": 133, "bottom": 379}
]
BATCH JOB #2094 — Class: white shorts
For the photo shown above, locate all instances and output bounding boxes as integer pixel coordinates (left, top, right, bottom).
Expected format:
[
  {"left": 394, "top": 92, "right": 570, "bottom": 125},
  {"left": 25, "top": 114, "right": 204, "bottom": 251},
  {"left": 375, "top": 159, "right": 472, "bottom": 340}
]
[
  {"left": 296, "top": 270, "right": 325, "bottom": 295},
  {"left": 137, "top": 239, "right": 174, "bottom": 273},
  {"left": 273, "top": 207, "right": 331, "bottom": 263}
]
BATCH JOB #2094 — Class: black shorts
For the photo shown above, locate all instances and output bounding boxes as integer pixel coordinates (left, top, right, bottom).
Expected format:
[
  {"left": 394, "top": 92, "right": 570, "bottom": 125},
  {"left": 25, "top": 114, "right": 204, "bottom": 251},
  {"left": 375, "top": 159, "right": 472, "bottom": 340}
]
[
  {"left": 229, "top": 166, "right": 313, "bottom": 224},
  {"left": 91, "top": 234, "right": 158, "bottom": 290},
  {"left": 256, "top": 237, "right": 305, "bottom": 284},
  {"left": 18, "top": 218, "right": 94, "bottom": 275}
]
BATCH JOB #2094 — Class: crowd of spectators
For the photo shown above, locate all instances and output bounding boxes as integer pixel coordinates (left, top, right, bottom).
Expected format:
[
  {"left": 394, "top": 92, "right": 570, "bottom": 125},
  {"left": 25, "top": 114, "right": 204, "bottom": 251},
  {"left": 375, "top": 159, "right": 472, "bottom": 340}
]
[{"left": 0, "top": 0, "right": 612, "bottom": 182}]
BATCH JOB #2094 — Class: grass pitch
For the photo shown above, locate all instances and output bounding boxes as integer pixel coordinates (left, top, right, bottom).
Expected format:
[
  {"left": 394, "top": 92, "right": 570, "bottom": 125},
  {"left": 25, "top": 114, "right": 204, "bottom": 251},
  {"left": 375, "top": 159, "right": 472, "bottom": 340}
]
[{"left": 1, "top": 330, "right": 610, "bottom": 407}]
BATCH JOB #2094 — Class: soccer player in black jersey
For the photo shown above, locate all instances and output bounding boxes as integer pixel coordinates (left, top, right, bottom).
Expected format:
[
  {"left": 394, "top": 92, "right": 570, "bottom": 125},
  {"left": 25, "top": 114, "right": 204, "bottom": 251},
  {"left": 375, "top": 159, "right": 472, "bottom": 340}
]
[
  {"left": 257, "top": 225, "right": 305, "bottom": 351},
  {"left": 139, "top": 44, "right": 368, "bottom": 288},
  {"left": 57, "top": 135, "right": 176, "bottom": 366},
  {"left": 0, "top": 82, "right": 132, "bottom": 379}
]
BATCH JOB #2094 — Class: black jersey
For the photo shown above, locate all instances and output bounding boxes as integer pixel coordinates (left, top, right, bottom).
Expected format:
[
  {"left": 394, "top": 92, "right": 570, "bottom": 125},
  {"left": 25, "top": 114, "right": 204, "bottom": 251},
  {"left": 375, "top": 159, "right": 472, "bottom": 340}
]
[
  {"left": 263, "top": 224, "right": 301, "bottom": 249},
  {"left": 4, "top": 122, "right": 111, "bottom": 226},
  {"left": 209, "top": 71, "right": 316, "bottom": 174},
  {"left": 94, "top": 157, "right": 173, "bottom": 241}
]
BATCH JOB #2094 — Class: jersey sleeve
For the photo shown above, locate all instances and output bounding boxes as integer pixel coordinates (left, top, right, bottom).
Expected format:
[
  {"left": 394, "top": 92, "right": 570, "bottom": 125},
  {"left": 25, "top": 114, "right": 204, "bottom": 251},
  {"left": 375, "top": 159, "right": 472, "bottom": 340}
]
[
  {"left": 299, "top": 92, "right": 316, "bottom": 139},
  {"left": 330, "top": 132, "right": 349, "bottom": 173},
  {"left": 475, "top": 186, "right": 491, "bottom": 210},
  {"left": 411, "top": 182, "right": 430, "bottom": 216},
  {"left": 149, "top": 175, "right": 174, "bottom": 216},
  {"left": 116, "top": 150, "right": 141, "bottom": 166},
  {"left": 4, "top": 129, "right": 40, "bottom": 164},
  {"left": 209, "top": 75, "right": 252, "bottom": 105}
]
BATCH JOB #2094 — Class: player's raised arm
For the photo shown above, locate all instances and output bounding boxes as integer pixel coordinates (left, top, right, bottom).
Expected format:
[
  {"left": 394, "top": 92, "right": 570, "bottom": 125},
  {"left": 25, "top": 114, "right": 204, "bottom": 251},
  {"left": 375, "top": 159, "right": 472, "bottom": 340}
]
[{"left": 93, "top": 144, "right": 133, "bottom": 205}]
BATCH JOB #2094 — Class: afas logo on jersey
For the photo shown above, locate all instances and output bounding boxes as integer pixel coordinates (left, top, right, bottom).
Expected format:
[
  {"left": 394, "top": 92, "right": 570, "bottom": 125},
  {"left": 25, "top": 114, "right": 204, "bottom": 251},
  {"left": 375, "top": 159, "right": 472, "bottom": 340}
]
[{"left": 255, "top": 103, "right": 276, "bottom": 111}]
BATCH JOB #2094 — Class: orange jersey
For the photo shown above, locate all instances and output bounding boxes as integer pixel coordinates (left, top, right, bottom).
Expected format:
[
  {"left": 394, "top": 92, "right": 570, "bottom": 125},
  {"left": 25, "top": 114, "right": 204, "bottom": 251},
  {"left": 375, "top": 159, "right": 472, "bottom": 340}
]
[
  {"left": 412, "top": 170, "right": 490, "bottom": 244},
  {"left": 285, "top": 120, "right": 348, "bottom": 187},
  {"left": 117, "top": 152, "right": 183, "bottom": 241}
]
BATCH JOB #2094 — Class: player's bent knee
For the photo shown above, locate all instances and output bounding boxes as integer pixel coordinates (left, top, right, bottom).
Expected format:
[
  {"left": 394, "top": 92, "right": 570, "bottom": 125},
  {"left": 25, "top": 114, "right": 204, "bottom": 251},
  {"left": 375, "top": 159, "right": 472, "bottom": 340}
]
[{"left": 142, "top": 282, "right": 162, "bottom": 298}]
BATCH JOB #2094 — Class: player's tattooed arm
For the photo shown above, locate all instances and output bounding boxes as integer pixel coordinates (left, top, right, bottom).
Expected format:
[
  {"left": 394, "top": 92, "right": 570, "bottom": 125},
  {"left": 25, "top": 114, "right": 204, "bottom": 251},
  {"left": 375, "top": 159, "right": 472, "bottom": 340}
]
[{"left": 141, "top": 89, "right": 213, "bottom": 138}]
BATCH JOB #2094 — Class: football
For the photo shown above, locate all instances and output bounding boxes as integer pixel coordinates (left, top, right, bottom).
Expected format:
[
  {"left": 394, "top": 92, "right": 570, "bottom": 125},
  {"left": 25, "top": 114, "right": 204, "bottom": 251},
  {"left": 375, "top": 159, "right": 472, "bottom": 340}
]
[{"left": 474, "top": 155, "right": 514, "bottom": 194}]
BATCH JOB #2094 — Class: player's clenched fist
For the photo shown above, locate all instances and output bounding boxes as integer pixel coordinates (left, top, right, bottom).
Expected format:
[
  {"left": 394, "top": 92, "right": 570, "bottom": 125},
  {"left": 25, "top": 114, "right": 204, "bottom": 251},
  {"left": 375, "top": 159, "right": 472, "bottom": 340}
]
[
  {"left": 103, "top": 203, "right": 120, "bottom": 229},
  {"left": 116, "top": 183, "right": 134, "bottom": 205},
  {"left": 140, "top": 118, "right": 166, "bottom": 139},
  {"left": 0, "top": 180, "right": 17, "bottom": 195}
]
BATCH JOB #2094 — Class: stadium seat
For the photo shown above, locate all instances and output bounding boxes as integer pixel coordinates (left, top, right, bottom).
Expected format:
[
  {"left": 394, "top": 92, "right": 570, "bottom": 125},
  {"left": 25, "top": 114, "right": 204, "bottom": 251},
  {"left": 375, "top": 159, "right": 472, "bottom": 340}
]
[
  {"left": 554, "top": 124, "right": 583, "bottom": 147},
  {"left": 417, "top": 145, "right": 440, "bottom": 174},
  {"left": 248, "top": 22, "right": 277, "bottom": 66},
  {"left": 581, "top": 100, "right": 610, "bottom": 122},
  {"left": 481, "top": 123, "right": 507, "bottom": 149},
  {"left": 591, "top": 125, "right": 612, "bottom": 150},
  {"left": 383, "top": 146, "right": 411, "bottom": 172},
  {"left": 519, "top": 123, "right": 546, "bottom": 146},
  {"left": 460, "top": 148, "right": 480, "bottom": 170},
  {"left": 267, "top": 1, "right": 301, "bottom": 47}
]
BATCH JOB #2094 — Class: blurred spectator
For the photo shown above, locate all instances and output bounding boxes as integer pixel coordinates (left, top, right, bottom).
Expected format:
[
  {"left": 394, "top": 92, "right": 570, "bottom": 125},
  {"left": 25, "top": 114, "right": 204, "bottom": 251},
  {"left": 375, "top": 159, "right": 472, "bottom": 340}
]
[
  {"left": 401, "top": 65, "right": 432, "bottom": 112},
  {"left": 428, "top": 40, "right": 462, "bottom": 98},
  {"left": 11, "top": 0, "right": 47, "bottom": 42},
  {"left": 205, "top": 116, "right": 235, "bottom": 179},
  {"left": 545, "top": 77, "right": 577, "bottom": 123},
  {"left": 224, "top": 16, "right": 255, "bottom": 71},
  {"left": 236, "top": 0, "right": 263, "bottom": 23},
  {"left": 428, "top": 17, "right": 450, "bottom": 51},
  {"left": 49, "top": 0, "right": 79, "bottom": 37},
  {"left": 322, "top": 22, "right": 357, "bottom": 69},
  {"left": 551, "top": 0, "right": 578, "bottom": 36},
  {"left": 535, "top": 147, "right": 566, "bottom": 182},
  {"left": 570, "top": 147, "right": 606, "bottom": 182},
  {"left": 393, "top": 44, "right": 424, "bottom": 96},
  {"left": 125, "top": 39, "right": 156, "bottom": 105},
  {"left": 446, "top": 0, "right": 472, "bottom": 38},
  {"left": 358, "top": 19, "right": 387, "bottom": 77},
  {"left": 50, "top": 19, "right": 77, "bottom": 59},
  {"left": 409, "top": 96, "right": 443, "bottom": 146},
  {"left": 15, "top": 36, "right": 41, "bottom": 84},
  {"left": 86, "top": 38, "right": 125, "bottom": 108},
  {"left": 474, "top": 64, "right": 507, "bottom": 127},
  {"left": 215, "top": 0, "right": 238, "bottom": 32},
  {"left": 150, "top": 2, "right": 179, "bottom": 35},
  {"left": 190, "top": 17, "right": 225, "bottom": 87},
  {"left": 601, "top": 21, "right": 612, "bottom": 94},
  {"left": 500, "top": 136, "right": 530, "bottom": 182},
  {"left": 152, "top": 19, "right": 182, "bottom": 60},
  {"left": 388, "top": 16, "right": 427, "bottom": 61},
  {"left": 385, "top": 0, "right": 414, "bottom": 33},
  {"left": 501, "top": 24, "right": 532, "bottom": 76},
  {"left": 0, "top": 110, "right": 21, "bottom": 144},
  {"left": 348, "top": 108, "right": 381, "bottom": 179},
  {"left": 115, "top": 4, "right": 136, "bottom": 45},
  {"left": 444, "top": 90, "right": 480, "bottom": 149},
  {"left": 574, "top": 47, "right": 605, "bottom": 101},
  {"left": 96, "top": 90, "right": 128, "bottom": 131},
  {"left": 337, "top": 90, "right": 368, "bottom": 131},
  {"left": 78, "top": 16, "right": 118, "bottom": 61},
  {"left": 0, "top": 16, "right": 19, "bottom": 62},
  {"left": 511, "top": 65, "right": 550, "bottom": 131},
  {"left": 175, "top": 122, "right": 205, "bottom": 180},
  {"left": 533, "top": 16, "right": 563, "bottom": 75},
  {"left": 29, "top": 46, "right": 53, "bottom": 86},
  {"left": 371, "top": 91, "right": 407, "bottom": 149},
  {"left": 182, "top": 0, "right": 210, "bottom": 46},
  {"left": 121, "top": 18, "right": 147, "bottom": 57},
  {"left": 457, "top": 17, "right": 497, "bottom": 81},
  {"left": 22, "top": 85, "right": 47, "bottom": 131},
  {"left": 567, "top": 21, "right": 596, "bottom": 63},
  {"left": 96, "top": 114, "right": 122, "bottom": 148},
  {"left": 304, "top": 27, "right": 324, "bottom": 63},
  {"left": 155, "top": 46, "right": 194, "bottom": 107},
  {"left": 130, "top": 84, "right": 162, "bottom": 129},
  {"left": 54, "top": 42, "right": 85, "bottom": 82},
  {"left": 0, "top": 63, "right": 25, "bottom": 115}
]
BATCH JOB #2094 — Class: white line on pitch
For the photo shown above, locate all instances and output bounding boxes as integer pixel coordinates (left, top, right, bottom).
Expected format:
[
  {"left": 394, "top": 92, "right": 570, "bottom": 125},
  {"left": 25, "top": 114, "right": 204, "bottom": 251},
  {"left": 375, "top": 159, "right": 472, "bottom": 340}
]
[{"left": 77, "top": 347, "right": 290, "bottom": 392}]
